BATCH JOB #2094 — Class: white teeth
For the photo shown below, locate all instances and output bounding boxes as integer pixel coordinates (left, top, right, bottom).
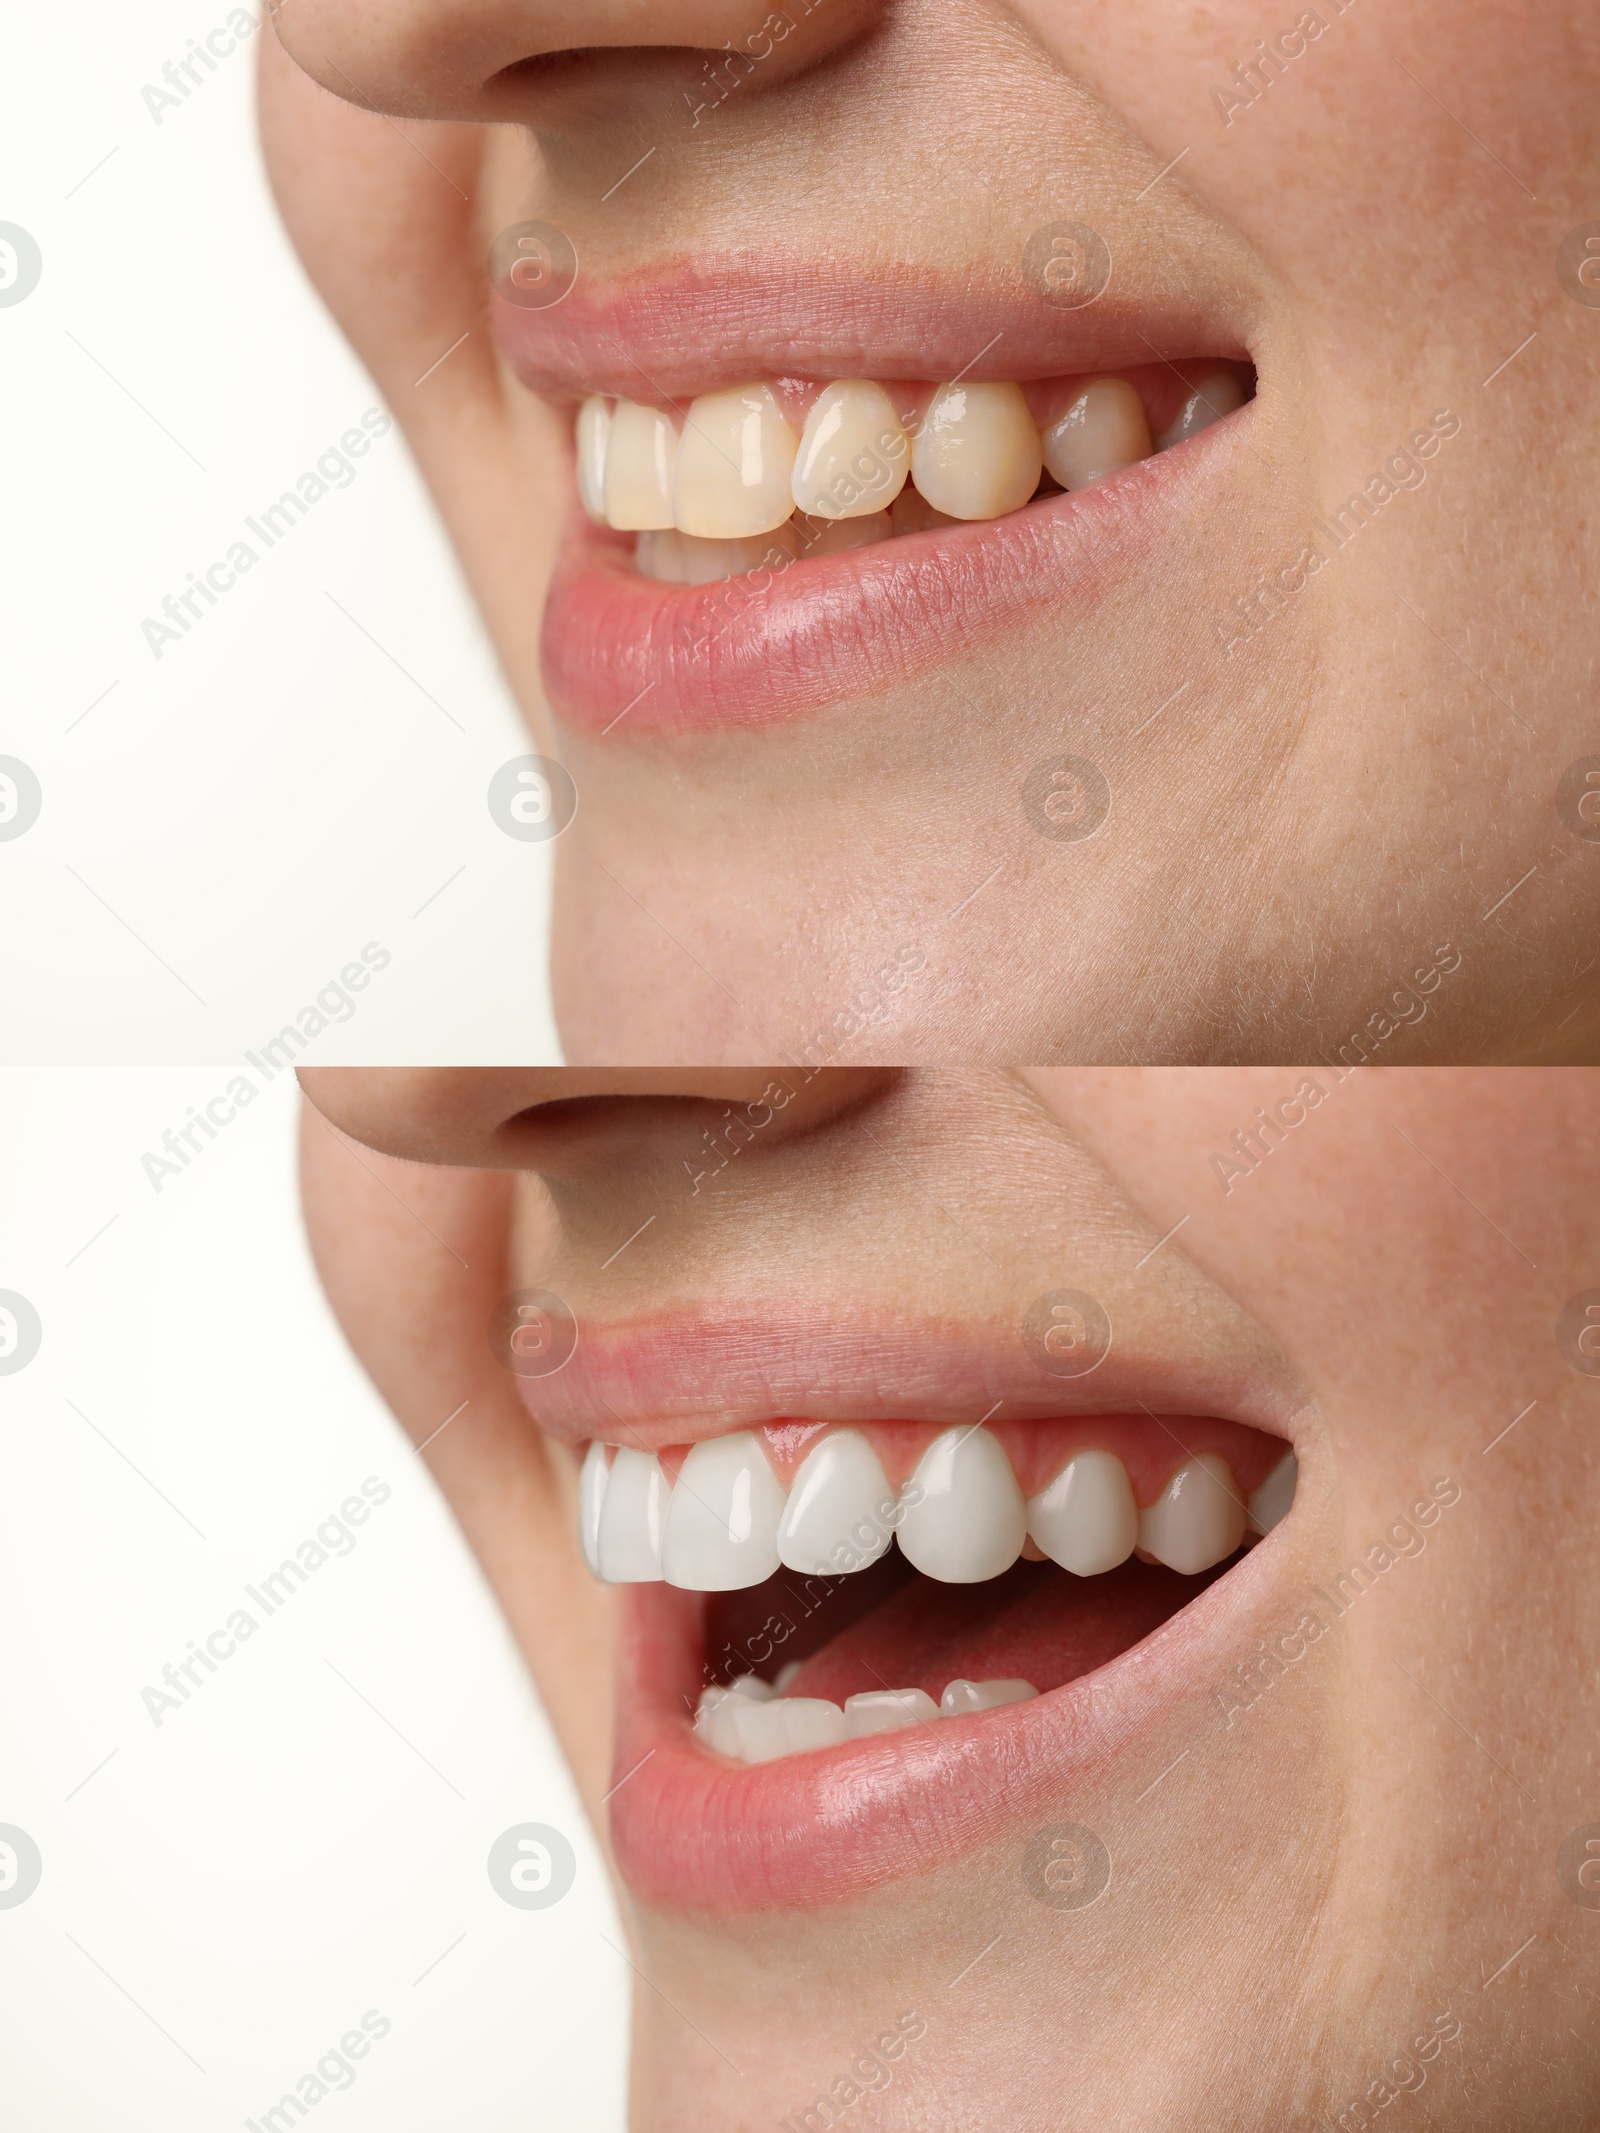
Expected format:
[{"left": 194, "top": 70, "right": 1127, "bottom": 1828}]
[
  {"left": 896, "top": 1427, "right": 1027, "bottom": 1583},
  {"left": 595, "top": 1447, "right": 670, "bottom": 1582},
  {"left": 1137, "top": 1453, "right": 1247, "bottom": 1574},
  {"left": 727, "top": 1672, "right": 777, "bottom": 1700},
  {"left": 939, "top": 1678, "right": 1038, "bottom": 1716},
  {"left": 791, "top": 380, "right": 909, "bottom": 519},
  {"left": 1156, "top": 369, "right": 1246, "bottom": 450},
  {"left": 776, "top": 1428, "right": 897, "bottom": 1576},
  {"left": 693, "top": 1675, "right": 1039, "bottom": 1763},
  {"left": 578, "top": 1441, "right": 609, "bottom": 1576},
  {"left": 661, "top": 1430, "right": 785, "bottom": 1591},
  {"left": 673, "top": 383, "right": 799, "bottom": 539},
  {"left": 604, "top": 399, "right": 680, "bottom": 530},
  {"left": 844, "top": 1688, "right": 941, "bottom": 1738},
  {"left": 576, "top": 395, "right": 612, "bottom": 522},
  {"left": 773, "top": 1660, "right": 803, "bottom": 1693},
  {"left": 1026, "top": 1449, "right": 1138, "bottom": 1576},
  {"left": 1040, "top": 376, "right": 1152, "bottom": 491},
  {"left": 909, "top": 381, "right": 1042, "bottom": 521},
  {"left": 1247, "top": 1450, "right": 1297, "bottom": 1535},
  {"left": 796, "top": 510, "right": 893, "bottom": 556}
]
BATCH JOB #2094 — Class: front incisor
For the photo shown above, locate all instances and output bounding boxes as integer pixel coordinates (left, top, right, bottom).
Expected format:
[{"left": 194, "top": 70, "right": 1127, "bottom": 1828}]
[{"left": 673, "top": 383, "right": 799, "bottom": 539}]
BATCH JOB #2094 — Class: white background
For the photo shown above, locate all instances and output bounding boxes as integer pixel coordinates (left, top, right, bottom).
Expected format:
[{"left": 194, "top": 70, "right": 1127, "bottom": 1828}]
[
  {"left": 1, "top": 6, "right": 561, "bottom": 1062},
  {"left": 0, "top": 1074, "right": 628, "bottom": 2127}
]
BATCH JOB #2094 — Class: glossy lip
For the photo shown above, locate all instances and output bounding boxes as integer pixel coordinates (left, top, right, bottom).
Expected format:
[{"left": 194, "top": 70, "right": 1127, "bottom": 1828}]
[
  {"left": 494, "top": 254, "right": 1260, "bottom": 735},
  {"left": 609, "top": 1519, "right": 1296, "bottom": 1911},
  {"left": 520, "top": 1309, "right": 1310, "bottom": 1910}
]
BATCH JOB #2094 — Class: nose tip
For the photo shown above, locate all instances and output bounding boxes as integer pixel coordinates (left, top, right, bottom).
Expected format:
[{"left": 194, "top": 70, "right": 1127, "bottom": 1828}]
[
  {"left": 270, "top": 0, "right": 883, "bottom": 124},
  {"left": 298, "top": 1067, "right": 896, "bottom": 1167}
]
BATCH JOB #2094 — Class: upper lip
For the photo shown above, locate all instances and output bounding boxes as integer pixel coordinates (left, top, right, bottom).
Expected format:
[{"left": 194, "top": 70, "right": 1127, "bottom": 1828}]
[
  {"left": 515, "top": 1309, "right": 1308, "bottom": 1450},
  {"left": 491, "top": 251, "right": 1255, "bottom": 403}
]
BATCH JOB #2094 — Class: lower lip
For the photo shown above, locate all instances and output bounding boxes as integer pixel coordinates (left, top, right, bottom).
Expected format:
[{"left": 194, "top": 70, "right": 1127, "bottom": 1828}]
[
  {"left": 606, "top": 1531, "right": 1282, "bottom": 1912},
  {"left": 540, "top": 422, "right": 1241, "bottom": 738}
]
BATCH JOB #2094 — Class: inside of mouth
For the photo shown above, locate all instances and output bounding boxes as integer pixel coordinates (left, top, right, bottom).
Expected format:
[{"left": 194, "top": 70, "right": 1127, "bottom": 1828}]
[
  {"left": 705, "top": 1548, "right": 1231, "bottom": 1707},
  {"left": 574, "top": 358, "right": 1257, "bottom": 585}
]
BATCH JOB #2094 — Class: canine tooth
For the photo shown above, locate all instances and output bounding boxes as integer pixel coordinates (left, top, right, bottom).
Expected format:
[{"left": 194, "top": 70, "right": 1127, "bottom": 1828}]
[
  {"left": 662, "top": 1431, "right": 785, "bottom": 1590},
  {"left": 844, "top": 1688, "right": 940, "bottom": 1738},
  {"left": 940, "top": 1678, "right": 1038, "bottom": 1716},
  {"left": 604, "top": 400, "right": 679, "bottom": 529},
  {"left": 1247, "top": 1451, "right": 1297, "bottom": 1535},
  {"left": 791, "top": 380, "right": 908, "bottom": 519},
  {"left": 636, "top": 529, "right": 687, "bottom": 582},
  {"left": 889, "top": 488, "right": 960, "bottom": 537},
  {"left": 909, "top": 381, "right": 1042, "bottom": 521},
  {"left": 796, "top": 510, "right": 894, "bottom": 556},
  {"left": 596, "top": 1447, "right": 670, "bottom": 1581},
  {"left": 1027, "top": 1449, "right": 1138, "bottom": 1576},
  {"left": 1041, "top": 377, "right": 1152, "bottom": 490},
  {"left": 1156, "top": 369, "right": 1246, "bottom": 450},
  {"left": 674, "top": 522, "right": 799, "bottom": 584},
  {"left": 674, "top": 383, "right": 798, "bottom": 539},
  {"left": 1138, "top": 1453, "right": 1247, "bottom": 1574},
  {"left": 578, "top": 1441, "right": 609, "bottom": 1575},
  {"left": 576, "top": 395, "right": 612, "bottom": 522},
  {"left": 730, "top": 1697, "right": 791, "bottom": 1763},
  {"left": 897, "top": 1428, "right": 1027, "bottom": 1583},
  {"left": 777, "top": 1428, "right": 896, "bottom": 1575}
]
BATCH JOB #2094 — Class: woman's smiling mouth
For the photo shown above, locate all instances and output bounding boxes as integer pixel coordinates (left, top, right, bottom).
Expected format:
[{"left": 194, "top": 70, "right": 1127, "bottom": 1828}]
[
  {"left": 493, "top": 259, "right": 1260, "bottom": 732},
  {"left": 515, "top": 1306, "right": 1308, "bottom": 1909}
]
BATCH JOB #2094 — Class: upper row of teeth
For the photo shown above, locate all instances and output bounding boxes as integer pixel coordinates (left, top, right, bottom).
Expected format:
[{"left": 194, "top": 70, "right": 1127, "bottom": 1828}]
[
  {"left": 578, "top": 1427, "right": 1296, "bottom": 1591},
  {"left": 575, "top": 371, "right": 1245, "bottom": 554}
]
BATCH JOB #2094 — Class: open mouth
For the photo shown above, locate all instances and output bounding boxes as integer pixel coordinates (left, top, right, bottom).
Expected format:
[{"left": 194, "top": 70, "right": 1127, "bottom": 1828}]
[
  {"left": 493, "top": 262, "right": 1260, "bottom": 731},
  {"left": 555, "top": 1390, "right": 1300, "bottom": 1907},
  {"left": 583, "top": 1413, "right": 1293, "bottom": 1762}
]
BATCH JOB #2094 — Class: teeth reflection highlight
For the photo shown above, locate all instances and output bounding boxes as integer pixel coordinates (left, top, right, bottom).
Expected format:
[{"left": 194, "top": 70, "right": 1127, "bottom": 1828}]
[
  {"left": 777, "top": 1428, "right": 896, "bottom": 1576},
  {"left": 940, "top": 1677, "right": 1038, "bottom": 1716},
  {"left": 897, "top": 1427, "right": 1027, "bottom": 1583},
  {"left": 845, "top": 1688, "right": 941, "bottom": 1737},
  {"left": 1026, "top": 1448, "right": 1138, "bottom": 1576},
  {"left": 1042, "top": 377, "right": 1152, "bottom": 490},
  {"left": 1156, "top": 368, "right": 1246, "bottom": 450},
  {"left": 576, "top": 395, "right": 611, "bottom": 523},
  {"left": 582, "top": 1431, "right": 1286, "bottom": 1591},
  {"left": 604, "top": 400, "right": 679, "bottom": 530},
  {"left": 578, "top": 1439, "right": 609, "bottom": 1576},
  {"left": 662, "top": 1430, "right": 785, "bottom": 1591},
  {"left": 791, "top": 380, "right": 908, "bottom": 519},
  {"left": 674, "top": 383, "right": 799, "bottom": 539},
  {"left": 596, "top": 1447, "right": 670, "bottom": 1582},
  {"left": 1137, "top": 1452, "right": 1248, "bottom": 1574},
  {"left": 910, "top": 381, "right": 1042, "bottom": 521}
]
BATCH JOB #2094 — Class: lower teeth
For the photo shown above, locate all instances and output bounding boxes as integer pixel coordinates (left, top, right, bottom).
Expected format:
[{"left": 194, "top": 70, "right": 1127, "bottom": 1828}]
[{"left": 694, "top": 1673, "right": 1039, "bottom": 1765}]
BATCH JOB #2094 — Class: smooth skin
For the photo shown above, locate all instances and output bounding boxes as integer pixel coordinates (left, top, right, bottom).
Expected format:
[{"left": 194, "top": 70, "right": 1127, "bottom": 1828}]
[
  {"left": 260, "top": 4, "right": 1600, "bottom": 1065},
  {"left": 299, "top": 1065, "right": 1600, "bottom": 2129}
]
